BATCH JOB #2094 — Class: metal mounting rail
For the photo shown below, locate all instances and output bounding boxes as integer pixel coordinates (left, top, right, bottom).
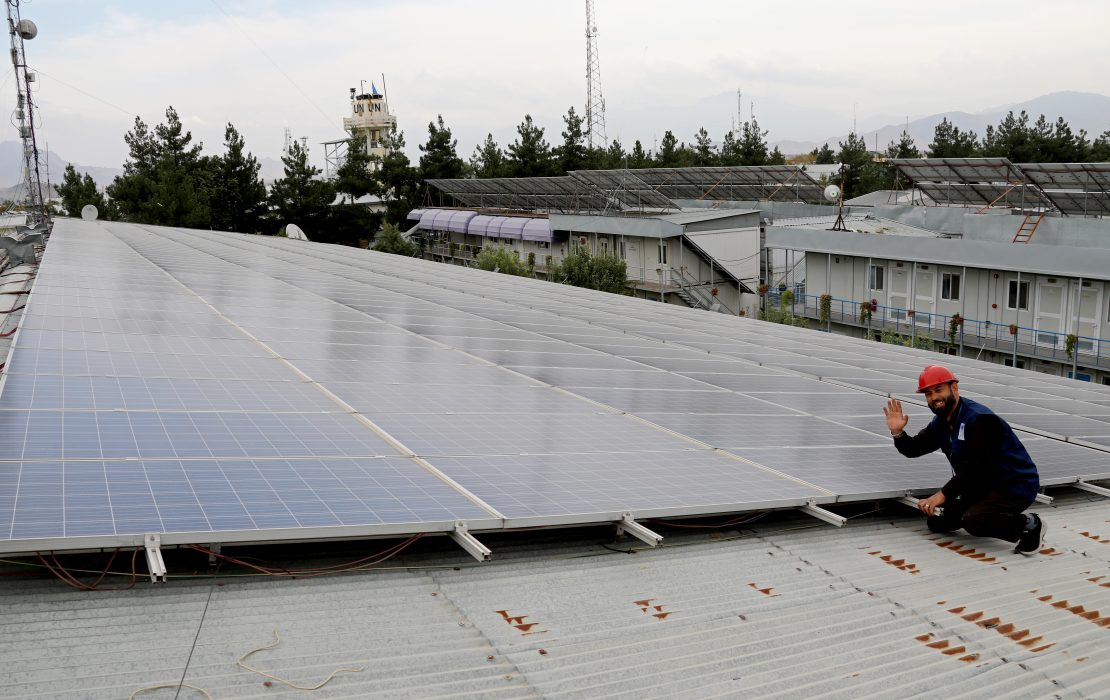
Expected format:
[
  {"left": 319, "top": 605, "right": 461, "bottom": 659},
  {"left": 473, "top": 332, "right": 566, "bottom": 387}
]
[
  {"left": 1075, "top": 481, "right": 1110, "bottom": 498},
  {"left": 801, "top": 500, "right": 846, "bottom": 527},
  {"left": 450, "top": 522, "right": 491, "bottom": 562},
  {"left": 617, "top": 513, "right": 663, "bottom": 547},
  {"left": 1034, "top": 492, "right": 1053, "bottom": 504}
]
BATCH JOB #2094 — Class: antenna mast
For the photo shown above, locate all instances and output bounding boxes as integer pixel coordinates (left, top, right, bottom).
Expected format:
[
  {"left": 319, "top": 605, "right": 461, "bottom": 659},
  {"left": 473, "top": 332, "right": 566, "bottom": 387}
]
[
  {"left": 6, "top": 0, "right": 48, "bottom": 226},
  {"left": 584, "top": 0, "right": 607, "bottom": 150}
]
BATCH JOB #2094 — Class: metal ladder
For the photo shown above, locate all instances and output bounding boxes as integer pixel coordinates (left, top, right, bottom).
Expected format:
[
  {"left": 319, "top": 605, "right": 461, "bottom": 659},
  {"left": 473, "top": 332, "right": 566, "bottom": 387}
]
[{"left": 1012, "top": 211, "right": 1045, "bottom": 243}]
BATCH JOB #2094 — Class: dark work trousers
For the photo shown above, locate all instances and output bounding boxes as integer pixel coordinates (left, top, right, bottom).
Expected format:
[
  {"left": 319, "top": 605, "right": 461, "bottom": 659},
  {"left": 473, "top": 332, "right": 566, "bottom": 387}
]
[{"left": 926, "top": 489, "right": 1033, "bottom": 543}]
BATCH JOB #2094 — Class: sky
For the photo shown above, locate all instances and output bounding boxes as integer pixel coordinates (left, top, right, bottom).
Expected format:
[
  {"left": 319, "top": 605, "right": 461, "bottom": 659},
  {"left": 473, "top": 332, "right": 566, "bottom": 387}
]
[{"left": 7, "top": 0, "right": 1110, "bottom": 172}]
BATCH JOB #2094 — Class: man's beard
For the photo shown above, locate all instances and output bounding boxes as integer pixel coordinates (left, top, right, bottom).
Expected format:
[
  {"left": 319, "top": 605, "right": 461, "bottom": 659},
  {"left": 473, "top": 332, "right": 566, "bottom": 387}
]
[{"left": 929, "top": 395, "right": 956, "bottom": 416}]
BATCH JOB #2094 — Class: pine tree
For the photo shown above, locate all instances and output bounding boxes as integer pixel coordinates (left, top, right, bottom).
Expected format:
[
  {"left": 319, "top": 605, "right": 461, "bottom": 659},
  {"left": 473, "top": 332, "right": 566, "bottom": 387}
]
[
  {"left": 600, "top": 138, "right": 627, "bottom": 169},
  {"left": 56, "top": 164, "right": 109, "bottom": 218},
  {"left": 333, "top": 133, "right": 376, "bottom": 204},
  {"left": 693, "top": 127, "right": 717, "bottom": 166},
  {"left": 419, "top": 115, "right": 465, "bottom": 180},
  {"left": 209, "top": 123, "right": 267, "bottom": 233},
  {"left": 628, "top": 140, "right": 651, "bottom": 168},
  {"left": 836, "top": 132, "right": 885, "bottom": 198},
  {"left": 107, "top": 107, "right": 210, "bottom": 227},
  {"left": 267, "top": 140, "right": 335, "bottom": 237},
  {"left": 720, "top": 130, "right": 741, "bottom": 166},
  {"left": 506, "top": 115, "right": 555, "bottom": 177},
  {"left": 372, "top": 129, "right": 420, "bottom": 227},
  {"left": 656, "top": 131, "right": 681, "bottom": 166},
  {"left": 812, "top": 143, "right": 837, "bottom": 164},
  {"left": 555, "top": 106, "right": 591, "bottom": 173},
  {"left": 927, "top": 118, "right": 979, "bottom": 158},
  {"left": 885, "top": 130, "right": 921, "bottom": 159},
  {"left": 737, "top": 118, "right": 770, "bottom": 165},
  {"left": 470, "top": 134, "right": 506, "bottom": 178},
  {"left": 1090, "top": 128, "right": 1110, "bottom": 161}
]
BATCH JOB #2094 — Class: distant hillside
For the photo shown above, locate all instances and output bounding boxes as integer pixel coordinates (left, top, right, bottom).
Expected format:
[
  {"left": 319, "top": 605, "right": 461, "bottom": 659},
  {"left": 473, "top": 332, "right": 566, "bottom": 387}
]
[{"left": 775, "top": 91, "right": 1110, "bottom": 156}]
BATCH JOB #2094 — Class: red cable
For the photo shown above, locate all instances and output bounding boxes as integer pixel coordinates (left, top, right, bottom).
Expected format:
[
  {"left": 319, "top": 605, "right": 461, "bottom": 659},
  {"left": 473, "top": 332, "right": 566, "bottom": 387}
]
[{"left": 0, "top": 328, "right": 16, "bottom": 338}]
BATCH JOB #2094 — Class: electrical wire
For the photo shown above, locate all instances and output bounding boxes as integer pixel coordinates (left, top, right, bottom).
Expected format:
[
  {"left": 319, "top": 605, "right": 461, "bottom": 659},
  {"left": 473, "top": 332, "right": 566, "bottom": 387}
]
[
  {"left": 185, "top": 533, "right": 424, "bottom": 578},
  {"left": 237, "top": 630, "right": 365, "bottom": 691},
  {"left": 34, "top": 547, "right": 139, "bottom": 591}
]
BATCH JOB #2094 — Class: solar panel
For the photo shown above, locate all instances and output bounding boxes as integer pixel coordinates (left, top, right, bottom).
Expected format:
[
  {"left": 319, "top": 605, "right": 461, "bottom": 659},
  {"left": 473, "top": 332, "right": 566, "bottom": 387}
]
[
  {"left": 628, "top": 166, "right": 826, "bottom": 204},
  {"left": 425, "top": 176, "right": 613, "bottom": 212},
  {"left": 1017, "top": 162, "right": 1110, "bottom": 216},
  {"left": 3, "top": 218, "right": 1108, "bottom": 559},
  {"left": 890, "top": 157, "right": 1052, "bottom": 210}
]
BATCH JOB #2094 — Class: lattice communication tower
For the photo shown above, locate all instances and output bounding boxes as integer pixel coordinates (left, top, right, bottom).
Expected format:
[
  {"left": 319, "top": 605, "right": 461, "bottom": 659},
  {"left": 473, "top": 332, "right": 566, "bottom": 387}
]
[
  {"left": 585, "top": 0, "right": 607, "bottom": 150},
  {"left": 6, "top": 0, "right": 48, "bottom": 225}
]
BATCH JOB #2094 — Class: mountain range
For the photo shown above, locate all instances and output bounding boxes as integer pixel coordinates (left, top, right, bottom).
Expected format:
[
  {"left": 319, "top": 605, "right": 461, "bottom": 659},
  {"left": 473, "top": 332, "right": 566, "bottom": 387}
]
[{"left": 769, "top": 91, "right": 1110, "bottom": 156}]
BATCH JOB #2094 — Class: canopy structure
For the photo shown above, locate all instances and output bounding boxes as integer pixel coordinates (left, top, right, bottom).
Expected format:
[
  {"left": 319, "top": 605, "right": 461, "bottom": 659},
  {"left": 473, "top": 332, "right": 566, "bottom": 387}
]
[
  {"left": 891, "top": 158, "right": 1110, "bottom": 216},
  {"left": 427, "top": 165, "right": 828, "bottom": 214}
]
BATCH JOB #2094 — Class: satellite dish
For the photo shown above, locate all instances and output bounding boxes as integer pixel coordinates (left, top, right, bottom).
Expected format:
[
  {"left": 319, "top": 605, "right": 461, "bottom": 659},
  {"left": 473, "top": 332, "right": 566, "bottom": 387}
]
[
  {"left": 17, "top": 20, "right": 36, "bottom": 40},
  {"left": 824, "top": 184, "right": 841, "bottom": 203},
  {"left": 80, "top": 204, "right": 98, "bottom": 221},
  {"left": 285, "top": 223, "right": 308, "bottom": 241}
]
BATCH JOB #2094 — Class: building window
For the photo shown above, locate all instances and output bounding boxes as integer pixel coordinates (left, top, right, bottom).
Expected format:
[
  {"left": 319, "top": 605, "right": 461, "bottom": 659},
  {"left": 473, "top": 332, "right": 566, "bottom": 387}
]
[
  {"left": 941, "top": 272, "right": 961, "bottom": 301},
  {"left": 1007, "top": 280, "right": 1029, "bottom": 310},
  {"left": 869, "top": 264, "right": 884, "bottom": 291},
  {"left": 619, "top": 240, "right": 626, "bottom": 259},
  {"left": 658, "top": 243, "right": 667, "bottom": 265}
]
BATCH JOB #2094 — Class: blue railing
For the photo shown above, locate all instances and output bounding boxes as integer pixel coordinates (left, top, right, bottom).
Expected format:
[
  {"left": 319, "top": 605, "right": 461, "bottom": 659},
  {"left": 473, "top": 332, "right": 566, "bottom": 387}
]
[{"left": 765, "top": 290, "right": 1106, "bottom": 368}]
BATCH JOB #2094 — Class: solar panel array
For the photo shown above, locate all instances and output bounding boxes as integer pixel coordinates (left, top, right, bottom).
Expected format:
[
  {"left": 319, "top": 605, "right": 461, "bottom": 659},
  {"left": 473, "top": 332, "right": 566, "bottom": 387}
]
[
  {"left": 892, "top": 158, "right": 1110, "bottom": 215},
  {"left": 1, "top": 219, "right": 1107, "bottom": 554},
  {"left": 427, "top": 165, "right": 827, "bottom": 214}
]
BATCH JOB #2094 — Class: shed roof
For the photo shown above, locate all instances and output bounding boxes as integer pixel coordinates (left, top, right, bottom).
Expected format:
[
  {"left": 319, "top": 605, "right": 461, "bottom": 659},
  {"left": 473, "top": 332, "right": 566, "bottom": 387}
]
[{"left": 2, "top": 489, "right": 1106, "bottom": 698}]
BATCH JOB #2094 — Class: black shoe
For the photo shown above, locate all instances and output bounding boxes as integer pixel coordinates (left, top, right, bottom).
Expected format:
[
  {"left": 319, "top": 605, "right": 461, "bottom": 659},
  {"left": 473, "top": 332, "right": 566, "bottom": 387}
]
[{"left": 1015, "top": 514, "right": 1046, "bottom": 555}]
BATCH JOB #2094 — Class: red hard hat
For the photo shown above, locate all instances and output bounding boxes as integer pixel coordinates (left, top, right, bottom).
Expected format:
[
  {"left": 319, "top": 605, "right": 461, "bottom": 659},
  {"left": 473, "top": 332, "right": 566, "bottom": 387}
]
[{"left": 917, "top": 365, "right": 958, "bottom": 393}]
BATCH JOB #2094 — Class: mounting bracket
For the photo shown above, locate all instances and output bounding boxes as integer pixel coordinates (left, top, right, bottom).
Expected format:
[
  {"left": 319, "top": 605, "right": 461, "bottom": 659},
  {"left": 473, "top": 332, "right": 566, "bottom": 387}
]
[
  {"left": 144, "top": 533, "right": 167, "bottom": 583},
  {"left": 801, "top": 500, "right": 846, "bottom": 527},
  {"left": 616, "top": 513, "right": 663, "bottom": 547},
  {"left": 450, "top": 522, "right": 491, "bottom": 562},
  {"left": 1075, "top": 481, "right": 1110, "bottom": 498}
]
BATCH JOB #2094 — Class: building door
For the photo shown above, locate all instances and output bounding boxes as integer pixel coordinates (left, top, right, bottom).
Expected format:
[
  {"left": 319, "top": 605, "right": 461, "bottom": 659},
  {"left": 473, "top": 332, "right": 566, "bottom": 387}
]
[
  {"left": 888, "top": 265, "right": 910, "bottom": 321},
  {"left": 914, "top": 268, "right": 935, "bottom": 329},
  {"left": 1069, "top": 280, "right": 1102, "bottom": 353},
  {"left": 1034, "top": 279, "right": 1066, "bottom": 348}
]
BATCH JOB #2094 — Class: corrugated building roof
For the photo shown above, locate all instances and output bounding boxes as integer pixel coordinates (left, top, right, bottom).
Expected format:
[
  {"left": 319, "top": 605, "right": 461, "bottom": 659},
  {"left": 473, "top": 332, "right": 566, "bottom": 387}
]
[{"left": 2, "top": 489, "right": 1107, "bottom": 699}]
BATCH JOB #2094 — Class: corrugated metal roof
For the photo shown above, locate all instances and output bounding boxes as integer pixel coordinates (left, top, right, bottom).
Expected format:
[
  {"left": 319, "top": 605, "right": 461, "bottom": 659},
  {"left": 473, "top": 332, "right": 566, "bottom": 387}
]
[{"left": 2, "top": 488, "right": 1107, "bottom": 698}]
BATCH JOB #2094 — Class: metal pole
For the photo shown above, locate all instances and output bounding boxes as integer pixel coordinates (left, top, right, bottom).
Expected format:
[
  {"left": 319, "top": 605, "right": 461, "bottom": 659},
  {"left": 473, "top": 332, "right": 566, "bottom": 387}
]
[
  {"left": 1073, "top": 277, "right": 1083, "bottom": 378},
  {"left": 1015, "top": 270, "right": 1021, "bottom": 367},
  {"left": 959, "top": 265, "right": 966, "bottom": 355},
  {"left": 910, "top": 261, "right": 917, "bottom": 347},
  {"left": 826, "top": 254, "right": 832, "bottom": 332}
]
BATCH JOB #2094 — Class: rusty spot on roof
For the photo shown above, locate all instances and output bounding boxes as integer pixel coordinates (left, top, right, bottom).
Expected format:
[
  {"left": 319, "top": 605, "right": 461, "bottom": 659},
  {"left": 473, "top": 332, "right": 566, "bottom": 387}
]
[
  {"left": 748, "top": 583, "right": 777, "bottom": 596},
  {"left": 935, "top": 540, "right": 997, "bottom": 563},
  {"left": 947, "top": 604, "right": 1053, "bottom": 652},
  {"left": 635, "top": 599, "right": 674, "bottom": 620},
  {"left": 958, "top": 653, "right": 980, "bottom": 662},
  {"left": 927, "top": 639, "right": 950, "bottom": 649},
  {"left": 1039, "top": 548, "right": 1062, "bottom": 556},
  {"left": 915, "top": 633, "right": 934, "bottom": 642},
  {"left": 1035, "top": 593, "right": 1107, "bottom": 628},
  {"left": 869, "top": 550, "right": 920, "bottom": 574},
  {"left": 942, "top": 645, "right": 968, "bottom": 656}
]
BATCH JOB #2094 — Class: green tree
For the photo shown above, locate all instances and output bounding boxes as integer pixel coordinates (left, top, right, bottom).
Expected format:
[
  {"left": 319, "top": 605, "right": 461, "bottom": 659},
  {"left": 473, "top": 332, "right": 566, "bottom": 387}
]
[
  {"left": 656, "top": 130, "right": 681, "bottom": 166},
  {"left": 1090, "top": 128, "right": 1110, "bottom": 161},
  {"left": 720, "top": 130, "right": 741, "bottom": 166},
  {"left": 885, "top": 130, "right": 921, "bottom": 159},
  {"left": 628, "top": 140, "right": 651, "bottom": 168},
  {"left": 419, "top": 115, "right": 466, "bottom": 181},
  {"left": 371, "top": 222, "right": 417, "bottom": 256},
  {"left": 981, "top": 110, "right": 1038, "bottom": 161},
  {"left": 372, "top": 129, "right": 421, "bottom": 227},
  {"left": 209, "top": 123, "right": 267, "bottom": 234},
  {"left": 766, "top": 145, "right": 787, "bottom": 165},
  {"left": 1046, "top": 117, "right": 1090, "bottom": 162},
  {"left": 470, "top": 133, "right": 507, "bottom": 178},
  {"left": 836, "top": 132, "right": 886, "bottom": 199},
  {"left": 475, "top": 247, "right": 527, "bottom": 275},
  {"left": 737, "top": 117, "right": 770, "bottom": 165},
  {"left": 927, "top": 118, "right": 980, "bottom": 158},
  {"left": 693, "top": 127, "right": 717, "bottom": 165},
  {"left": 56, "top": 164, "right": 109, "bottom": 218},
  {"left": 598, "top": 138, "right": 627, "bottom": 169},
  {"left": 267, "top": 140, "right": 335, "bottom": 238},
  {"left": 108, "top": 107, "right": 210, "bottom": 227},
  {"left": 506, "top": 114, "right": 555, "bottom": 177},
  {"left": 812, "top": 143, "right": 837, "bottom": 164},
  {"left": 334, "top": 133, "right": 375, "bottom": 204},
  {"left": 549, "top": 248, "right": 630, "bottom": 295},
  {"left": 555, "top": 106, "right": 592, "bottom": 173}
]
